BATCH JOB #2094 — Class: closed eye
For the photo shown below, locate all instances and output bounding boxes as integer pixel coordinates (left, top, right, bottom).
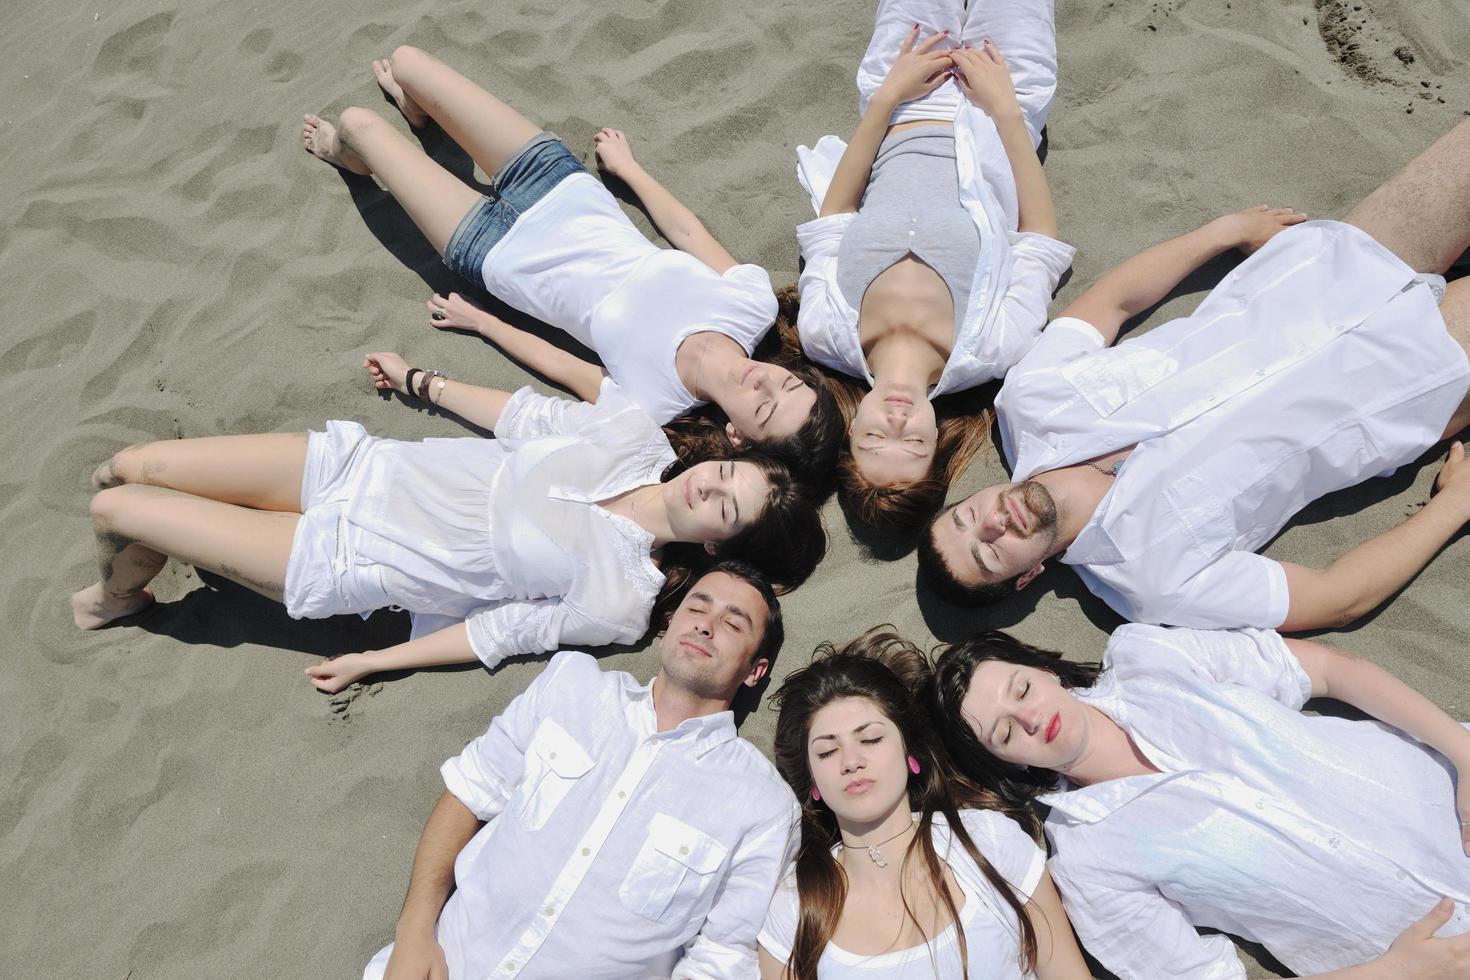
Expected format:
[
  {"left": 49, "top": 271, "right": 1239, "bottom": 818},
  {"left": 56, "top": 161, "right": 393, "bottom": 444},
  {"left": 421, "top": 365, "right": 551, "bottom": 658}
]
[
  {"left": 816, "top": 749, "right": 837, "bottom": 760},
  {"left": 861, "top": 737, "right": 882, "bottom": 745}
]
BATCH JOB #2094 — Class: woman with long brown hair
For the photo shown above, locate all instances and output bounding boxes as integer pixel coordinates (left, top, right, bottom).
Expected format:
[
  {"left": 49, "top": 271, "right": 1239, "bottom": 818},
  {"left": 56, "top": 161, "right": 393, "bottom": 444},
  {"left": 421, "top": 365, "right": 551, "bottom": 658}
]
[
  {"left": 792, "top": 0, "right": 1071, "bottom": 527},
  {"left": 70, "top": 351, "right": 825, "bottom": 694},
  {"left": 758, "top": 628, "right": 1085, "bottom": 979}
]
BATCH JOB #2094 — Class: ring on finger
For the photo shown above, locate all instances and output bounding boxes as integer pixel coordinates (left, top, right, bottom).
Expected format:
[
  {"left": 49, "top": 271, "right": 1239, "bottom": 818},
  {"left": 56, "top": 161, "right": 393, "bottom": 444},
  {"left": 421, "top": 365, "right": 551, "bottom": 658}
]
[{"left": 431, "top": 306, "right": 446, "bottom": 321}]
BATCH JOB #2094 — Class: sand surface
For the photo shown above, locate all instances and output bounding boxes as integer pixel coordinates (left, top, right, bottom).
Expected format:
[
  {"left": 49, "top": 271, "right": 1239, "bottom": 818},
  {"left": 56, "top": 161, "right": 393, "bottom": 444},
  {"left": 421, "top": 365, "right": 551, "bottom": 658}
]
[{"left": 6, "top": 0, "right": 1470, "bottom": 976}]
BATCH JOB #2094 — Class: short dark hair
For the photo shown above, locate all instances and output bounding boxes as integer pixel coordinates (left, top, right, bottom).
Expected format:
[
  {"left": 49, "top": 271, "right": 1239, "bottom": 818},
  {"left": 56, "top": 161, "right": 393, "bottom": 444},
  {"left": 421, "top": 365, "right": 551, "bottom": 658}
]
[
  {"left": 916, "top": 511, "right": 1014, "bottom": 606},
  {"left": 697, "top": 559, "right": 784, "bottom": 667}
]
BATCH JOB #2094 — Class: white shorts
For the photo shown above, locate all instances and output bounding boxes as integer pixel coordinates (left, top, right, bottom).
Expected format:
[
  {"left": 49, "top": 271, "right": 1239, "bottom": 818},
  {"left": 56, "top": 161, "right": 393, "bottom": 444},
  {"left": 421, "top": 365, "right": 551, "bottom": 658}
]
[{"left": 282, "top": 420, "right": 393, "bottom": 620}]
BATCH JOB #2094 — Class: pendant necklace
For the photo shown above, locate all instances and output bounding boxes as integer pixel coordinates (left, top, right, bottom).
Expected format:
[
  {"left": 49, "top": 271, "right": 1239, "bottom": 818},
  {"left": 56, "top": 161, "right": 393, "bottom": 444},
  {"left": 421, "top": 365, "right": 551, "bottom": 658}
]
[
  {"left": 841, "top": 819, "right": 916, "bottom": 869},
  {"left": 1087, "top": 458, "right": 1122, "bottom": 478}
]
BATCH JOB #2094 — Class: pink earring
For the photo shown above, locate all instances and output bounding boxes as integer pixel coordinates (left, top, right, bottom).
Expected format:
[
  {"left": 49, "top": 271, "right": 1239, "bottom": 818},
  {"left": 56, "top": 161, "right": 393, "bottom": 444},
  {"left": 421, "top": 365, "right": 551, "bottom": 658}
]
[
  {"left": 811, "top": 787, "right": 821, "bottom": 802},
  {"left": 908, "top": 755, "right": 921, "bottom": 775}
]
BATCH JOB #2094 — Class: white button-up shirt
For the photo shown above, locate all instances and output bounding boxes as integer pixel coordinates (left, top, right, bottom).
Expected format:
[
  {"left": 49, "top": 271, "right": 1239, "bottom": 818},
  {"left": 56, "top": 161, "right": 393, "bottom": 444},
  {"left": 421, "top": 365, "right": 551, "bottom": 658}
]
[
  {"left": 996, "top": 220, "right": 1469, "bottom": 628},
  {"left": 1042, "top": 624, "right": 1470, "bottom": 980},
  {"left": 362, "top": 651, "right": 800, "bottom": 980},
  {"left": 792, "top": 0, "right": 1074, "bottom": 395},
  {"left": 347, "top": 378, "right": 671, "bottom": 666}
]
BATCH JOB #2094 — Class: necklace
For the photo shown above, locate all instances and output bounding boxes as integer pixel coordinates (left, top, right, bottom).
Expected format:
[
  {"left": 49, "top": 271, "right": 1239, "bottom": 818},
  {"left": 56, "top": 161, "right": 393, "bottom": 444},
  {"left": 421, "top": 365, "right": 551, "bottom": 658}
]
[
  {"left": 1087, "top": 459, "right": 1122, "bottom": 478},
  {"left": 840, "top": 819, "right": 916, "bottom": 869}
]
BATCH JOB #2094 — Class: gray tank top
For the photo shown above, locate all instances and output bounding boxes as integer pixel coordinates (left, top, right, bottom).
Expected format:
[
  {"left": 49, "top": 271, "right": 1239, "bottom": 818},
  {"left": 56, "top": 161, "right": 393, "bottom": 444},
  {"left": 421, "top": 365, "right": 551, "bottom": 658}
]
[{"left": 835, "top": 126, "right": 982, "bottom": 334}]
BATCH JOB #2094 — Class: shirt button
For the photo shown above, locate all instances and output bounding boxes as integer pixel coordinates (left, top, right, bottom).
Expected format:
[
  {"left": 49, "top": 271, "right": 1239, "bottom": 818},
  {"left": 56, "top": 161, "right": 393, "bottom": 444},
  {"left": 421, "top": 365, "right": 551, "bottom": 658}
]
[
  {"left": 548, "top": 751, "right": 557, "bottom": 760},
  {"left": 544, "top": 905, "right": 555, "bottom": 916},
  {"left": 1254, "top": 368, "right": 1266, "bottom": 378},
  {"left": 581, "top": 847, "right": 590, "bottom": 856},
  {"left": 617, "top": 790, "right": 626, "bottom": 799},
  {"left": 1328, "top": 836, "right": 1341, "bottom": 849},
  {"left": 1254, "top": 800, "right": 1265, "bottom": 810},
  {"left": 679, "top": 845, "right": 690, "bottom": 856}
]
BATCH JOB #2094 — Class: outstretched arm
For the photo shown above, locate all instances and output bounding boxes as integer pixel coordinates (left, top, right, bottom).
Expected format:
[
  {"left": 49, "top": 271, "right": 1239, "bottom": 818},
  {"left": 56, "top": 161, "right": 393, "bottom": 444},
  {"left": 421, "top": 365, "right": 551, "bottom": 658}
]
[
  {"left": 426, "top": 292, "right": 607, "bottom": 403},
  {"left": 364, "top": 351, "right": 516, "bottom": 430},
  {"left": 1286, "top": 636, "right": 1470, "bottom": 854},
  {"left": 380, "top": 790, "right": 481, "bottom": 980},
  {"left": 1280, "top": 442, "right": 1470, "bottom": 632},
  {"left": 1027, "top": 869, "right": 1091, "bottom": 980},
  {"left": 592, "top": 128, "right": 738, "bottom": 274},
  {"left": 951, "top": 41, "right": 1057, "bottom": 237},
  {"left": 818, "top": 27, "right": 954, "bottom": 218},
  {"left": 1061, "top": 206, "right": 1306, "bottom": 346},
  {"left": 306, "top": 621, "right": 479, "bottom": 694}
]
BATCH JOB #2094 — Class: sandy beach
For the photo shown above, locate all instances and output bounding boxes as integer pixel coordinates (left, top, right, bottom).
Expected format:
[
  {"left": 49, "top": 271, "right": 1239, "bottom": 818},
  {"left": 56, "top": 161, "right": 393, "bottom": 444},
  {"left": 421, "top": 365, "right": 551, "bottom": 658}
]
[{"left": 7, "top": 0, "right": 1470, "bottom": 976}]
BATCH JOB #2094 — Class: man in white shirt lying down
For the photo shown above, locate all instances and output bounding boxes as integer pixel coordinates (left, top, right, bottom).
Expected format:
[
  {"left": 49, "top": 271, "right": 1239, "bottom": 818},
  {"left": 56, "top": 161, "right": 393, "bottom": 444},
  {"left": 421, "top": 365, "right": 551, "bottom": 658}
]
[
  {"left": 363, "top": 561, "right": 799, "bottom": 980},
  {"left": 920, "top": 116, "right": 1470, "bottom": 632}
]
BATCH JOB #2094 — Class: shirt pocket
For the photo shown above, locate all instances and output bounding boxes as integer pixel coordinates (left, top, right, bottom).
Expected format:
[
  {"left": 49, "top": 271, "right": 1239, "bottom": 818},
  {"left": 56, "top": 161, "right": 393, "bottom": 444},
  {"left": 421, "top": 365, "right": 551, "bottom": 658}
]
[
  {"left": 1060, "top": 348, "right": 1174, "bottom": 418},
  {"left": 516, "top": 719, "right": 594, "bottom": 831},
  {"left": 618, "top": 813, "right": 730, "bottom": 923},
  {"left": 1163, "top": 474, "right": 1235, "bottom": 562}
]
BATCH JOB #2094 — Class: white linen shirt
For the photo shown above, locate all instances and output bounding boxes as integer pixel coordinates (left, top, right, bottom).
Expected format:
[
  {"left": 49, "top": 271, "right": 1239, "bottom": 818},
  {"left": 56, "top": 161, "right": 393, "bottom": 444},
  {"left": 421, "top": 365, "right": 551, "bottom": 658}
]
[
  {"left": 343, "top": 378, "right": 671, "bottom": 665},
  {"left": 363, "top": 651, "right": 800, "bottom": 980},
  {"left": 1042, "top": 625, "right": 1470, "bottom": 980},
  {"left": 793, "top": 0, "right": 1074, "bottom": 394},
  {"left": 996, "top": 220, "right": 1470, "bottom": 628},
  {"left": 759, "top": 809, "right": 1045, "bottom": 979},
  {"left": 476, "top": 171, "right": 779, "bottom": 425}
]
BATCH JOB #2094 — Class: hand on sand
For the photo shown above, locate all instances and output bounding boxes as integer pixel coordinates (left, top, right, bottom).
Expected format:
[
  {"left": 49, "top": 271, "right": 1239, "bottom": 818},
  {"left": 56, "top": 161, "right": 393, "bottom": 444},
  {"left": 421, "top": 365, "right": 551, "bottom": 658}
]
[
  {"left": 593, "top": 128, "right": 639, "bottom": 179},
  {"left": 382, "top": 930, "right": 450, "bottom": 980},
  {"left": 951, "top": 40, "right": 1020, "bottom": 118},
  {"left": 425, "top": 292, "right": 489, "bottom": 335},
  {"left": 1218, "top": 205, "right": 1308, "bottom": 255},
  {"left": 1379, "top": 898, "right": 1470, "bottom": 978},
  {"left": 364, "top": 352, "right": 411, "bottom": 395},
  {"left": 876, "top": 27, "right": 954, "bottom": 108},
  {"left": 1434, "top": 441, "right": 1470, "bottom": 509},
  {"left": 305, "top": 653, "right": 371, "bottom": 694}
]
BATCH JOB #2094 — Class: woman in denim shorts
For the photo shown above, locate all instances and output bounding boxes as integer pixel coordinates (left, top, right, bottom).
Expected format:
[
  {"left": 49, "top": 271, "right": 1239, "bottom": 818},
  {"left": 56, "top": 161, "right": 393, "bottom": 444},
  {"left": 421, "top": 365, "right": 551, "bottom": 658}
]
[{"left": 302, "top": 46, "right": 843, "bottom": 483}]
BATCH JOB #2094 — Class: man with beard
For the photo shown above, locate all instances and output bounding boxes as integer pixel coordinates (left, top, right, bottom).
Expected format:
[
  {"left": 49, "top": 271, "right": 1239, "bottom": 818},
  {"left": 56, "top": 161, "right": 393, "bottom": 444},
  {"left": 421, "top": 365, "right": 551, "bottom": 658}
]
[
  {"left": 920, "top": 122, "right": 1470, "bottom": 631},
  {"left": 363, "top": 561, "right": 797, "bottom": 980}
]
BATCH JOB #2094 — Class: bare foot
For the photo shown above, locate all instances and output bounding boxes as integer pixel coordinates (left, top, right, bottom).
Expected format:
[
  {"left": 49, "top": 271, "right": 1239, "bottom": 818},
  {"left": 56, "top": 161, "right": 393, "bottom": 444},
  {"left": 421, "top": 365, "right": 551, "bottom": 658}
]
[
  {"left": 373, "top": 59, "right": 429, "bottom": 129},
  {"left": 71, "top": 583, "right": 155, "bottom": 630},
  {"left": 302, "top": 114, "right": 371, "bottom": 175},
  {"left": 91, "top": 459, "right": 121, "bottom": 490}
]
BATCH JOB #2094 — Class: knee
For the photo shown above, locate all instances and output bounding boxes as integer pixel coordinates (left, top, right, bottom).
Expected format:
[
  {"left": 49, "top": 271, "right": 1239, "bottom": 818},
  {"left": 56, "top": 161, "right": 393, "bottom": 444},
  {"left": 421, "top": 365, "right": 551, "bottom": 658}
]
[
  {"left": 90, "top": 485, "right": 132, "bottom": 531},
  {"left": 337, "top": 106, "right": 383, "bottom": 143},
  {"left": 98, "top": 443, "right": 153, "bottom": 488},
  {"left": 389, "top": 44, "right": 428, "bottom": 76}
]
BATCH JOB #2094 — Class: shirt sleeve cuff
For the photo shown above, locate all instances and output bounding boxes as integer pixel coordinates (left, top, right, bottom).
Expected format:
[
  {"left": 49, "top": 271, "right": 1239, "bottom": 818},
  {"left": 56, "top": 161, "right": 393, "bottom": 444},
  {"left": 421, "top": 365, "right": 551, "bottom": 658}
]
[
  {"left": 1008, "top": 229, "right": 1077, "bottom": 268},
  {"left": 1047, "top": 316, "right": 1107, "bottom": 348},
  {"left": 796, "top": 212, "right": 855, "bottom": 257},
  {"left": 440, "top": 753, "right": 510, "bottom": 820},
  {"left": 491, "top": 384, "right": 544, "bottom": 440},
  {"left": 1262, "top": 558, "right": 1291, "bottom": 630}
]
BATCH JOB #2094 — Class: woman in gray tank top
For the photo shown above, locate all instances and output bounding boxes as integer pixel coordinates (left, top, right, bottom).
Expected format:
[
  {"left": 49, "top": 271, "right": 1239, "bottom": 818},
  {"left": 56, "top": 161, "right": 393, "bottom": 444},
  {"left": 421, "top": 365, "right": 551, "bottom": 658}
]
[{"left": 793, "top": 0, "right": 1073, "bottom": 531}]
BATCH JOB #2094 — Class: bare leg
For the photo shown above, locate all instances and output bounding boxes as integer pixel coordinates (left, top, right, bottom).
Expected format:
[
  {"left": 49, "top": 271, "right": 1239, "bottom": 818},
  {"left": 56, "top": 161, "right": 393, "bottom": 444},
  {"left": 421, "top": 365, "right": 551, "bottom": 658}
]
[
  {"left": 1439, "top": 277, "right": 1470, "bottom": 440},
  {"left": 304, "top": 106, "right": 482, "bottom": 255},
  {"left": 93, "top": 433, "right": 310, "bottom": 511},
  {"left": 72, "top": 484, "right": 299, "bottom": 629},
  {"left": 1343, "top": 117, "right": 1470, "bottom": 274},
  {"left": 384, "top": 45, "right": 543, "bottom": 179}
]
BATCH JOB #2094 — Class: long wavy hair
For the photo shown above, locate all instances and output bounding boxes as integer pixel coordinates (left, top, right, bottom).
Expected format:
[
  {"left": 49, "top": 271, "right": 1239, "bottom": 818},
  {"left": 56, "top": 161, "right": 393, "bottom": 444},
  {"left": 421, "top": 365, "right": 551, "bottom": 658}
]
[
  {"left": 651, "top": 452, "right": 826, "bottom": 624},
  {"left": 932, "top": 631, "right": 1102, "bottom": 814},
  {"left": 771, "top": 286, "right": 993, "bottom": 529},
  {"left": 768, "top": 628, "right": 1039, "bottom": 979},
  {"left": 665, "top": 287, "right": 847, "bottom": 496}
]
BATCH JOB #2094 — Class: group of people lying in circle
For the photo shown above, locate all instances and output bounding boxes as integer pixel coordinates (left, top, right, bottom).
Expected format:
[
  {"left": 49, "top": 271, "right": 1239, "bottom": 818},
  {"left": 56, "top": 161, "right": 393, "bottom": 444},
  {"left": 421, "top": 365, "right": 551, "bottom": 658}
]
[{"left": 69, "top": 0, "right": 1470, "bottom": 975}]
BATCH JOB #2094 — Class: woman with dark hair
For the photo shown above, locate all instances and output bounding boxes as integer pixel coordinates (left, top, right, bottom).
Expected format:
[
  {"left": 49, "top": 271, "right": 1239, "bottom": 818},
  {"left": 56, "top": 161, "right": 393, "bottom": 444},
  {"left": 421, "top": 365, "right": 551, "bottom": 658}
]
[
  {"left": 759, "top": 628, "right": 1086, "bottom": 979},
  {"left": 300, "top": 48, "right": 844, "bottom": 477},
  {"left": 933, "top": 626, "right": 1470, "bottom": 979},
  {"left": 427, "top": 271, "right": 848, "bottom": 487},
  {"left": 792, "top": 0, "right": 1072, "bottom": 522},
  {"left": 70, "top": 353, "right": 825, "bottom": 694}
]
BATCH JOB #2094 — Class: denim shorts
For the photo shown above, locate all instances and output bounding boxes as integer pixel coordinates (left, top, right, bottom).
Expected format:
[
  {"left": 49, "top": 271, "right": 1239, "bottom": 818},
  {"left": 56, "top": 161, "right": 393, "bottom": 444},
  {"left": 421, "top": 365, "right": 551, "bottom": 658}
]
[{"left": 442, "top": 132, "right": 586, "bottom": 287}]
